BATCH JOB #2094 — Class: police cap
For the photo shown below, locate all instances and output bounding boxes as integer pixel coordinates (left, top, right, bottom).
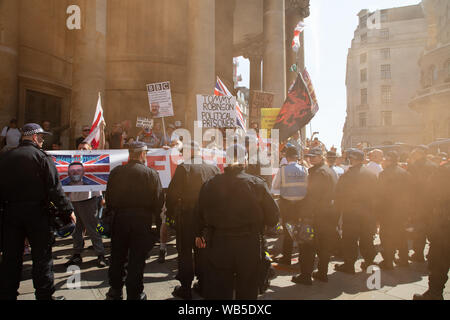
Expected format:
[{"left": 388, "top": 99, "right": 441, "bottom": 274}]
[
  {"left": 128, "top": 141, "right": 148, "bottom": 153},
  {"left": 22, "top": 123, "right": 52, "bottom": 136},
  {"left": 305, "top": 147, "right": 323, "bottom": 157}
]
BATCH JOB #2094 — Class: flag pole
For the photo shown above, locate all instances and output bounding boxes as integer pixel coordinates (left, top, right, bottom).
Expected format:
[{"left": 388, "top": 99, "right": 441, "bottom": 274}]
[{"left": 162, "top": 116, "right": 167, "bottom": 145}]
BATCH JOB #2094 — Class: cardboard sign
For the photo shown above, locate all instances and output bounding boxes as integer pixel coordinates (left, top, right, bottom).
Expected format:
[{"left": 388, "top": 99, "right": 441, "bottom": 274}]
[
  {"left": 147, "top": 81, "right": 174, "bottom": 118},
  {"left": 136, "top": 117, "right": 154, "bottom": 129},
  {"left": 250, "top": 91, "right": 274, "bottom": 122},
  {"left": 261, "top": 108, "right": 281, "bottom": 138},
  {"left": 196, "top": 95, "right": 237, "bottom": 128}
]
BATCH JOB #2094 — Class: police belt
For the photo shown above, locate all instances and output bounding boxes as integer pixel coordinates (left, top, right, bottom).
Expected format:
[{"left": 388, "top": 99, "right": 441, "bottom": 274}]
[{"left": 212, "top": 225, "right": 258, "bottom": 237}]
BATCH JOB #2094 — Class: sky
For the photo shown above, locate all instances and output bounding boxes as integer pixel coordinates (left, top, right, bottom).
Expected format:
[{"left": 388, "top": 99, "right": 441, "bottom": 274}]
[{"left": 237, "top": 0, "right": 422, "bottom": 149}]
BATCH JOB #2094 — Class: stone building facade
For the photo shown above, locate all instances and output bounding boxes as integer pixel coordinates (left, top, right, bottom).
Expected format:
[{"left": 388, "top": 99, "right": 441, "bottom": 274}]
[
  {"left": 0, "top": 0, "right": 310, "bottom": 148},
  {"left": 409, "top": 0, "right": 450, "bottom": 143},
  {"left": 342, "top": 4, "right": 428, "bottom": 149}
]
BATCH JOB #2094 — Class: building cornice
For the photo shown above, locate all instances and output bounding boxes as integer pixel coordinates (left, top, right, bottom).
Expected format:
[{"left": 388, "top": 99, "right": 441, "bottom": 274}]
[{"left": 285, "top": 0, "right": 310, "bottom": 18}]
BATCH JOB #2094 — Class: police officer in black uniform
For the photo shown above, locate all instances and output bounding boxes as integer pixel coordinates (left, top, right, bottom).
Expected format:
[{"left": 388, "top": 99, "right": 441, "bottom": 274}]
[
  {"left": 377, "top": 151, "right": 412, "bottom": 269},
  {"left": 407, "top": 146, "right": 438, "bottom": 262},
  {"left": 292, "top": 147, "right": 338, "bottom": 285},
  {"left": 414, "top": 159, "right": 450, "bottom": 300},
  {"left": 196, "top": 144, "right": 279, "bottom": 300},
  {"left": 105, "top": 141, "right": 164, "bottom": 300},
  {"left": 334, "top": 149, "right": 378, "bottom": 274},
  {"left": 0, "top": 123, "right": 75, "bottom": 300},
  {"left": 166, "top": 141, "right": 220, "bottom": 300}
]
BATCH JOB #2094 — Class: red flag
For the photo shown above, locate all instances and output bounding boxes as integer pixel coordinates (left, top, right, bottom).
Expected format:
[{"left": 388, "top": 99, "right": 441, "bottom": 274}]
[{"left": 273, "top": 73, "right": 315, "bottom": 142}]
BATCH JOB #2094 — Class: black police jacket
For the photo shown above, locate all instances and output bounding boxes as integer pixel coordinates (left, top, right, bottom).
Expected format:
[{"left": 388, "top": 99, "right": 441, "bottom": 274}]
[
  {"left": 105, "top": 160, "right": 163, "bottom": 218},
  {"left": 302, "top": 162, "right": 338, "bottom": 228},
  {"left": 428, "top": 161, "right": 450, "bottom": 245},
  {"left": 334, "top": 164, "right": 377, "bottom": 225},
  {"left": 166, "top": 162, "right": 220, "bottom": 220},
  {"left": 197, "top": 166, "right": 280, "bottom": 234},
  {"left": 0, "top": 140, "right": 73, "bottom": 214},
  {"left": 407, "top": 158, "right": 438, "bottom": 219},
  {"left": 377, "top": 164, "right": 412, "bottom": 227}
]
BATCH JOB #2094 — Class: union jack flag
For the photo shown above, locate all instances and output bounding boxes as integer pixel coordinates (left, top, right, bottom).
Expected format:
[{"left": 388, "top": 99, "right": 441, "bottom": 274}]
[
  {"left": 214, "top": 77, "right": 247, "bottom": 132},
  {"left": 53, "top": 154, "right": 111, "bottom": 186}
]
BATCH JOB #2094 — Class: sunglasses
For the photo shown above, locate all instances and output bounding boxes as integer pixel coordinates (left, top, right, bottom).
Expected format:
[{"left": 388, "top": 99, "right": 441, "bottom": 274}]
[{"left": 83, "top": 129, "right": 90, "bottom": 132}]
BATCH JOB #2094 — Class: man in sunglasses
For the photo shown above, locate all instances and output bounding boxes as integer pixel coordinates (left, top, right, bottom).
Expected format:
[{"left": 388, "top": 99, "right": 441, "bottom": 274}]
[{"left": 76, "top": 125, "right": 92, "bottom": 150}]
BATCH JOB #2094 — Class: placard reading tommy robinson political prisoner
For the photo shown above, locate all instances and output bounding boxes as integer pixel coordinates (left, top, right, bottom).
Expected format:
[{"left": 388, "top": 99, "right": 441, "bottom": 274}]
[{"left": 197, "top": 95, "right": 237, "bottom": 128}]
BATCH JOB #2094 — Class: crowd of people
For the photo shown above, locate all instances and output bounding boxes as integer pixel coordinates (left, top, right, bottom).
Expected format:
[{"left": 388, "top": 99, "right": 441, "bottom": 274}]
[{"left": 0, "top": 119, "right": 449, "bottom": 301}]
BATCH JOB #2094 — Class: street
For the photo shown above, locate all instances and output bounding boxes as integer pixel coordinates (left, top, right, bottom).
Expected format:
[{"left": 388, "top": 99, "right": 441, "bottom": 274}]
[{"left": 16, "top": 235, "right": 450, "bottom": 300}]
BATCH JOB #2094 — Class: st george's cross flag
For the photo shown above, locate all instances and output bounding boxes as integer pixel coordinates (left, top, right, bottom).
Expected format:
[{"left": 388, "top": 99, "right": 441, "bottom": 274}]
[{"left": 84, "top": 93, "right": 106, "bottom": 150}]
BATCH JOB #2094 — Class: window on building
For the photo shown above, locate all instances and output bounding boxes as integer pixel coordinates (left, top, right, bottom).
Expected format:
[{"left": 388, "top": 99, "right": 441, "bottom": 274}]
[
  {"left": 381, "top": 111, "right": 392, "bottom": 126},
  {"left": 361, "top": 69, "right": 367, "bottom": 82},
  {"left": 361, "top": 33, "right": 367, "bottom": 44},
  {"left": 380, "top": 29, "right": 389, "bottom": 40},
  {"left": 381, "top": 10, "right": 388, "bottom": 23},
  {"left": 359, "top": 112, "right": 367, "bottom": 128},
  {"left": 429, "top": 65, "right": 438, "bottom": 86},
  {"left": 380, "top": 48, "right": 390, "bottom": 59},
  {"left": 381, "top": 86, "right": 392, "bottom": 104},
  {"left": 381, "top": 64, "right": 391, "bottom": 79},
  {"left": 361, "top": 88, "right": 368, "bottom": 105},
  {"left": 360, "top": 53, "right": 367, "bottom": 64}
]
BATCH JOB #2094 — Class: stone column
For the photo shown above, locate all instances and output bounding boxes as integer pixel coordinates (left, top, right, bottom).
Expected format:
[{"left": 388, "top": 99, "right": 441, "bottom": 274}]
[
  {"left": 71, "top": 0, "right": 107, "bottom": 143},
  {"left": 186, "top": 0, "right": 215, "bottom": 133},
  {"left": 0, "top": 0, "right": 19, "bottom": 124},
  {"left": 263, "top": 0, "right": 286, "bottom": 109},
  {"left": 249, "top": 56, "right": 262, "bottom": 92},
  {"left": 215, "top": 0, "right": 235, "bottom": 90},
  {"left": 247, "top": 55, "right": 262, "bottom": 124}
]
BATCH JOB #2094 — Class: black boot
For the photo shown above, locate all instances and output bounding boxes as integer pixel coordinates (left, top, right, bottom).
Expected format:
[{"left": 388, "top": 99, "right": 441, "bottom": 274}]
[
  {"left": 312, "top": 271, "right": 328, "bottom": 283},
  {"left": 157, "top": 249, "right": 166, "bottom": 264},
  {"left": 105, "top": 288, "right": 123, "bottom": 300},
  {"left": 172, "top": 285, "right": 192, "bottom": 300},
  {"left": 64, "top": 254, "right": 82, "bottom": 267},
  {"left": 413, "top": 290, "right": 443, "bottom": 300},
  {"left": 334, "top": 263, "right": 355, "bottom": 275}
]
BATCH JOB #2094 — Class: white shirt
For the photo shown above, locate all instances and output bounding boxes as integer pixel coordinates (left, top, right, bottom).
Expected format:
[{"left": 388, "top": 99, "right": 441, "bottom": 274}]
[
  {"left": 1, "top": 127, "right": 21, "bottom": 148},
  {"left": 366, "top": 161, "right": 383, "bottom": 177}
]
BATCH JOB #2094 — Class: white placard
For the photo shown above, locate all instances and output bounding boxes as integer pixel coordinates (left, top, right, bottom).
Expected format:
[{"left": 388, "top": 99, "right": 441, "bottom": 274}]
[
  {"left": 147, "top": 81, "right": 174, "bottom": 118},
  {"left": 196, "top": 95, "right": 237, "bottom": 128}
]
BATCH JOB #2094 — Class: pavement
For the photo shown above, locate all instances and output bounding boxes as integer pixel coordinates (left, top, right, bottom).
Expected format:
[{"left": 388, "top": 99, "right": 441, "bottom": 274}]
[{"left": 15, "top": 234, "right": 450, "bottom": 300}]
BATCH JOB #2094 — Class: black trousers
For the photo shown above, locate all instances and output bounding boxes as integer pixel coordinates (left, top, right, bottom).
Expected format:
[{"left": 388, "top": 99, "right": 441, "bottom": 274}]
[
  {"left": 299, "top": 226, "right": 334, "bottom": 277},
  {"left": 342, "top": 218, "right": 376, "bottom": 265},
  {"left": 175, "top": 216, "right": 203, "bottom": 288},
  {"left": 279, "top": 198, "right": 301, "bottom": 259},
  {"left": 412, "top": 224, "right": 427, "bottom": 259},
  {"left": 204, "top": 233, "right": 260, "bottom": 300},
  {"left": 427, "top": 237, "right": 450, "bottom": 296},
  {"left": 108, "top": 212, "right": 155, "bottom": 300},
  {"left": 380, "top": 223, "right": 409, "bottom": 263},
  {"left": 0, "top": 205, "right": 54, "bottom": 300}
]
